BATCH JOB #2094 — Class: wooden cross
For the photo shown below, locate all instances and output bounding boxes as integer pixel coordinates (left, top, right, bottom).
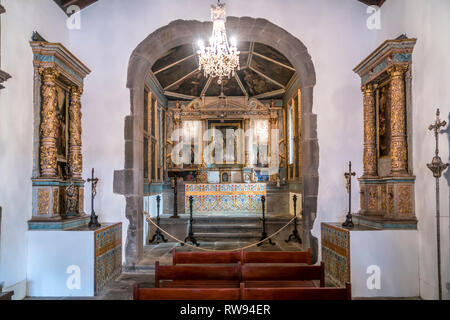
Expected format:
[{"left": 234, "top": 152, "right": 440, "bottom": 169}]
[
  {"left": 87, "top": 168, "right": 101, "bottom": 228},
  {"left": 342, "top": 161, "right": 356, "bottom": 228}
]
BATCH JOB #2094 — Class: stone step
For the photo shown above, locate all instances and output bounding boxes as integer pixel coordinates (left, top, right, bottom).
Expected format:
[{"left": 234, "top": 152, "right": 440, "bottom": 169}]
[
  {"left": 195, "top": 232, "right": 261, "bottom": 241},
  {"left": 193, "top": 224, "right": 261, "bottom": 233}
]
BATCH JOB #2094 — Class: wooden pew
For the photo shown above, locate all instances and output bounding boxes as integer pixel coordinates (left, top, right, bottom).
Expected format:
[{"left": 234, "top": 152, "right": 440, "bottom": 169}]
[
  {"left": 134, "top": 284, "right": 240, "bottom": 300},
  {"left": 243, "top": 248, "right": 312, "bottom": 265},
  {"left": 156, "top": 261, "right": 324, "bottom": 288},
  {"left": 156, "top": 261, "right": 241, "bottom": 288},
  {"left": 133, "top": 283, "right": 352, "bottom": 301},
  {"left": 172, "top": 248, "right": 312, "bottom": 265},
  {"left": 172, "top": 249, "right": 242, "bottom": 265},
  {"left": 240, "top": 283, "right": 352, "bottom": 301},
  {"left": 241, "top": 262, "right": 325, "bottom": 288}
]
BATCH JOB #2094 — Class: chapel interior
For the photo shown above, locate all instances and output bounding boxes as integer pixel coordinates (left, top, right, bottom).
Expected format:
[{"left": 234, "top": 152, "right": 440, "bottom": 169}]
[{"left": 0, "top": 0, "right": 449, "bottom": 302}]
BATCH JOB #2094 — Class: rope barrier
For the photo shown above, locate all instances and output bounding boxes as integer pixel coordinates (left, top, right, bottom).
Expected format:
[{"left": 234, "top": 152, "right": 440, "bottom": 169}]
[{"left": 143, "top": 211, "right": 297, "bottom": 252}]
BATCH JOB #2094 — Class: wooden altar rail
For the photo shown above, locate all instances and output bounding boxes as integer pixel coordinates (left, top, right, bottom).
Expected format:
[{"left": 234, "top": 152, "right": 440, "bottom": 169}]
[
  {"left": 133, "top": 283, "right": 352, "bottom": 301},
  {"left": 155, "top": 261, "right": 325, "bottom": 288},
  {"left": 172, "top": 248, "right": 312, "bottom": 265}
]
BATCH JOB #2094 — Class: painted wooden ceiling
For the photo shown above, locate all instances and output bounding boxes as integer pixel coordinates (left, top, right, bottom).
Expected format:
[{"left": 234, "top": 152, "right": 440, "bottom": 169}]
[
  {"left": 53, "top": 0, "right": 385, "bottom": 100},
  {"left": 151, "top": 42, "right": 296, "bottom": 101}
]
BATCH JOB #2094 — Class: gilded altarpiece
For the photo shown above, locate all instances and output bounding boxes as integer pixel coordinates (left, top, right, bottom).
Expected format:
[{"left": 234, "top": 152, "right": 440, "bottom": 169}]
[
  {"left": 29, "top": 41, "right": 91, "bottom": 230},
  {"left": 353, "top": 37, "right": 417, "bottom": 229},
  {"left": 167, "top": 97, "right": 284, "bottom": 183}
]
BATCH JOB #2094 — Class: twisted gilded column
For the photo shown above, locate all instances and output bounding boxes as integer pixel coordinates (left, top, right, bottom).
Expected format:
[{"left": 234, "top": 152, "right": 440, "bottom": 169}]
[
  {"left": 362, "top": 84, "right": 377, "bottom": 176},
  {"left": 69, "top": 86, "right": 83, "bottom": 179},
  {"left": 39, "top": 68, "right": 59, "bottom": 177},
  {"left": 388, "top": 65, "right": 408, "bottom": 175}
]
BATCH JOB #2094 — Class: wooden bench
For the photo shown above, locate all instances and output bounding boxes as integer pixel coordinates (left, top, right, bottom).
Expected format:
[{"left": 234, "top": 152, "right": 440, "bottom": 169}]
[
  {"left": 240, "top": 283, "right": 352, "bottom": 301},
  {"left": 133, "top": 283, "right": 351, "bottom": 301},
  {"left": 155, "top": 261, "right": 324, "bottom": 288},
  {"left": 156, "top": 261, "right": 241, "bottom": 288},
  {"left": 243, "top": 249, "right": 312, "bottom": 265},
  {"left": 242, "top": 262, "right": 325, "bottom": 288},
  {"left": 134, "top": 284, "right": 240, "bottom": 300},
  {"left": 172, "top": 248, "right": 312, "bottom": 265}
]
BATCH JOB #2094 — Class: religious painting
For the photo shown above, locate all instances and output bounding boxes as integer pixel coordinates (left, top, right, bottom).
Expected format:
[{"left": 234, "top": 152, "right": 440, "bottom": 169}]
[
  {"left": 208, "top": 120, "right": 243, "bottom": 165},
  {"left": 377, "top": 82, "right": 391, "bottom": 157},
  {"left": 55, "top": 83, "right": 68, "bottom": 161}
]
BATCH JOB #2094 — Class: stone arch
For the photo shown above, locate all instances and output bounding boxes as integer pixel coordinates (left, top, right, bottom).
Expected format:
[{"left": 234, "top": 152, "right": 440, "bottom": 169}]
[{"left": 114, "top": 17, "right": 319, "bottom": 269}]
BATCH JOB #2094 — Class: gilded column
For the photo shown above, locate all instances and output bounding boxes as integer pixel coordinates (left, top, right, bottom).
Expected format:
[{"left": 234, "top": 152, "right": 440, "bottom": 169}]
[
  {"left": 39, "top": 67, "right": 59, "bottom": 177},
  {"left": 244, "top": 118, "right": 251, "bottom": 167},
  {"left": 362, "top": 84, "right": 377, "bottom": 176},
  {"left": 69, "top": 86, "right": 83, "bottom": 179},
  {"left": 388, "top": 65, "right": 408, "bottom": 175}
]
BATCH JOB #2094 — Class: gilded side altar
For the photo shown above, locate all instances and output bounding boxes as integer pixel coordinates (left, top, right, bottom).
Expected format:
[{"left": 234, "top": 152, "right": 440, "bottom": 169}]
[
  {"left": 353, "top": 36, "right": 417, "bottom": 229},
  {"left": 29, "top": 40, "right": 91, "bottom": 230}
]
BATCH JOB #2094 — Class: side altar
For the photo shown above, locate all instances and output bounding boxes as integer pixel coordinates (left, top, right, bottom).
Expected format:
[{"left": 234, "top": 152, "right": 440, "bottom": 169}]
[
  {"left": 185, "top": 183, "right": 266, "bottom": 214},
  {"left": 321, "top": 36, "right": 420, "bottom": 298},
  {"left": 26, "top": 37, "right": 122, "bottom": 297}
]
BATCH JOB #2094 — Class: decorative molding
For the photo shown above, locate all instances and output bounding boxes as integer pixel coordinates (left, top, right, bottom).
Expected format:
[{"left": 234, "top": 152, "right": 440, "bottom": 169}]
[
  {"left": 354, "top": 37, "right": 416, "bottom": 86},
  {"left": 30, "top": 41, "right": 91, "bottom": 87}
]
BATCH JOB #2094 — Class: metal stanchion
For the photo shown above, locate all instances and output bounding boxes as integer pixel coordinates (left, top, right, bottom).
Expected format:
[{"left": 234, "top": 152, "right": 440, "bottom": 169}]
[
  {"left": 286, "top": 194, "right": 302, "bottom": 244},
  {"left": 257, "top": 195, "right": 276, "bottom": 247},
  {"left": 183, "top": 195, "right": 199, "bottom": 246},
  {"left": 149, "top": 195, "right": 168, "bottom": 244}
]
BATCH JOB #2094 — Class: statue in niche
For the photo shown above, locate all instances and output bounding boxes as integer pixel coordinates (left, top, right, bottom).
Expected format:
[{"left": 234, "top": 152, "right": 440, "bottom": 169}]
[{"left": 378, "top": 84, "right": 391, "bottom": 157}]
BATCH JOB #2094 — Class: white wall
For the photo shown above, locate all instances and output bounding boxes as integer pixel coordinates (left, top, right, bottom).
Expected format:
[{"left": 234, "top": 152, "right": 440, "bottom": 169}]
[
  {"left": 374, "top": 0, "right": 450, "bottom": 300},
  {"left": 0, "top": 0, "right": 69, "bottom": 299},
  {"left": 351, "top": 230, "right": 419, "bottom": 298}
]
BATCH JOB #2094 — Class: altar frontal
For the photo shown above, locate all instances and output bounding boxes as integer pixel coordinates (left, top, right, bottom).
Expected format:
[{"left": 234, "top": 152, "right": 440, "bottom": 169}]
[{"left": 185, "top": 183, "right": 267, "bottom": 214}]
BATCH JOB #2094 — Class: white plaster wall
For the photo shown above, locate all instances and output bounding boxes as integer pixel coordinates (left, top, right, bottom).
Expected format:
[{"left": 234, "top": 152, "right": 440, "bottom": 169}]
[
  {"left": 27, "top": 230, "right": 95, "bottom": 297},
  {"left": 66, "top": 0, "right": 376, "bottom": 262},
  {"left": 350, "top": 230, "right": 419, "bottom": 298},
  {"left": 374, "top": 0, "right": 450, "bottom": 300},
  {"left": 0, "top": 0, "right": 69, "bottom": 299}
]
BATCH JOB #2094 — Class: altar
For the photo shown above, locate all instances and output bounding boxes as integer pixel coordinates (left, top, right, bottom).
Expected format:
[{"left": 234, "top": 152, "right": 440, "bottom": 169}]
[{"left": 185, "top": 183, "right": 267, "bottom": 214}]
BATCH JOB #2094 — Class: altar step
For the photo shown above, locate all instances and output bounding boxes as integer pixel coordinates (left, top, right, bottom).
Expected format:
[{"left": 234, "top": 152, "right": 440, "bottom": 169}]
[{"left": 192, "top": 217, "right": 261, "bottom": 242}]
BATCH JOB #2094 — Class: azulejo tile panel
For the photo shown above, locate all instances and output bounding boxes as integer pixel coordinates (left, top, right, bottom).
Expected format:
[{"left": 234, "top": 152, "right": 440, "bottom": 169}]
[
  {"left": 185, "top": 183, "right": 266, "bottom": 213},
  {"left": 94, "top": 223, "right": 122, "bottom": 295},
  {"left": 321, "top": 223, "right": 350, "bottom": 288}
]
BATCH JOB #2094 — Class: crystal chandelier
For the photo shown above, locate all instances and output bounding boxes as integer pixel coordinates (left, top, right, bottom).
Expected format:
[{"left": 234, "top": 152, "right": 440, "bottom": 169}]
[{"left": 197, "top": 0, "right": 240, "bottom": 85}]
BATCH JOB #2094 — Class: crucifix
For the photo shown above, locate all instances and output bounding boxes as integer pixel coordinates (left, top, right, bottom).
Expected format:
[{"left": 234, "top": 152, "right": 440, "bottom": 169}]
[
  {"left": 426, "top": 108, "right": 449, "bottom": 300},
  {"left": 342, "top": 161, "right": 356, "bottom": 228},
  {"left": 87, "top": 168, "right": 101, "bottom": 229}
]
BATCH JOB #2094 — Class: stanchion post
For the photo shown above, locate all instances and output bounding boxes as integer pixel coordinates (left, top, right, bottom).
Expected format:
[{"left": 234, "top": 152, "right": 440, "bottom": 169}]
[
  {"left": 149, "top": 195, "right": 168, "bottom": 244},
  {"left": 258, "top": 195, "right": 276, "bottom": 247},
  {"left": 184, "top": 195, "right": 199, "bottom": 246},
  {"left": 286, "top": 194, "right": 302, "bottom": 244}
]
